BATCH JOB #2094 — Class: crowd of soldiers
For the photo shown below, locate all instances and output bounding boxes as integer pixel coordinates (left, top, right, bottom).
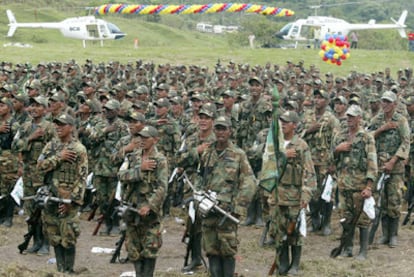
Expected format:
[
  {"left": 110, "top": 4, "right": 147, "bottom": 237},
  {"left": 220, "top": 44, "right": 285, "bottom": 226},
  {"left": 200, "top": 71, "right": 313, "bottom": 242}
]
[{"left": 0, "top": 58, "right": 413, "bottom": 276}]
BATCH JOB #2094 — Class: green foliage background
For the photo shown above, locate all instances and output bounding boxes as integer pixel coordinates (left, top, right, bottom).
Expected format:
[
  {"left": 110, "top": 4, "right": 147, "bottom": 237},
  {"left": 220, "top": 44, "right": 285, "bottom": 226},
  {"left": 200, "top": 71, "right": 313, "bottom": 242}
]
[{"left": 0, "top": 0, "right": 412, "bottom": 76}]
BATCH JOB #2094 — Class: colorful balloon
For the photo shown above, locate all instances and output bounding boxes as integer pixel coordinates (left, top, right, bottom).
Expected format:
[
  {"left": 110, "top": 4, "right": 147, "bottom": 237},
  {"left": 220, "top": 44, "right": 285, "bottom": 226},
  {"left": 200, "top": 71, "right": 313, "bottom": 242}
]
[
  {"left": 319, "top": 34, "right": 350, "bottom": 66},
  {"left": 95, "top": 3, "right": 294, "bottom": 17}
]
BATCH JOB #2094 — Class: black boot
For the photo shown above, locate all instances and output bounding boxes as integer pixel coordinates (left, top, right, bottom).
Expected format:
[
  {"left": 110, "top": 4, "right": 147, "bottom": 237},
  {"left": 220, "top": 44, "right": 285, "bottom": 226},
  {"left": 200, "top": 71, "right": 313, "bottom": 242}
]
[
  {"left": 320, "top": 202, "right": 333, "bottom": 236},
  {"left": 162, "top": 195, "right": 171, "bottom": 217},
  {"left": 37, "top": 236, "right": 50, "bottom": 256},
  {"left": 110, "top": 213, "right": 120, "bottom": 236},
  {"left": 376, "top": 216, "right": 389, "bottom": 244},
  {"left": 241, "top": 200, "right": 256, "bottom": 226},
  {"left": 2, "top": 197, "right": 14, "bottom": 227},
  {"left": 389, "top": 217, "right": 399, "bottom": 248},
  {"left": 134, "top": 259, "right": 144, "bottom": 277},
  {"left": 356, "top": 227, "right": 368, "bottom": 260},
  {"left": 54, "top": 245, "right": 65, "bottom": 272},
  {"left": 255, "top": 199, "right": 265, "bottom": 227},
  {"left": 182, "top": 232, "right": 202, "bottom": 272},
  {"left": 26, "top": 224, "right": 42, "bottom": 253},
  {"left": 309, "top": 199, "right": 321, "bottom": 232},
  {"left": 142, "top": 258, "right": 156, "bottom": 277},
  {"left": 222, "top": 256, "right": 236, "bottom": 277},
  {"left": 278, "top": 242, "right": 289, "bottom": 275},
  {"left": 64, "top": 246, "right": 76, "bottom": 274},
  {"left": 341, "top": 224, "right": 354, "bottom": 258},
  {"left": 287, "top": 246, "right": 302, "bottom": 275},
  {"left": 208, "top": 255, "right": 222, "bottom": 277}
]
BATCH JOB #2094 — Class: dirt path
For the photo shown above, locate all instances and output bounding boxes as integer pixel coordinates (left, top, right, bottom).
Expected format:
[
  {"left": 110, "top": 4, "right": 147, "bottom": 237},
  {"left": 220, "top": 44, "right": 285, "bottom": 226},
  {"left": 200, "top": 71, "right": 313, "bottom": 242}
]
[{"left": 1, "top": 208, "right": 414, "bottom": 277}]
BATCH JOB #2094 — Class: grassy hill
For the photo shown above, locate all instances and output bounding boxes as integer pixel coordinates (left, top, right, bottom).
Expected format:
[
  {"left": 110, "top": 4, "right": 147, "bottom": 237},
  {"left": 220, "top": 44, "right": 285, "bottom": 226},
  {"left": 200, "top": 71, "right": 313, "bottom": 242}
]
[{"left": 0, "top": 1, "right": 413, "bottom": 76}]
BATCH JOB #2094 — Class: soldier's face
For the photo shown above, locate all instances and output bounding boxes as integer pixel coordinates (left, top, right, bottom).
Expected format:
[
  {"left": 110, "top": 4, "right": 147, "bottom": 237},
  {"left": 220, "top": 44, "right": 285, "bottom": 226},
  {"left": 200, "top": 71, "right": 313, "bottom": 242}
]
[
  {"left": 334, "top": 102, "right": 346, "bottom": 114},
  {"left": 139, "top": 135, "right": 157, "bottom": 151},
  {"left": 30, "top": 102, "right": 46, "bottom": 118},
  {"left": 281, "top": 120, "right": 296, "bottom": 136},
  {"left": 0, "top": 103, "right": 9, "bottom": 116},
  {"left": 249, "top": 82, "right": 263, "bottom": 98},
  {"left": 55, "top": 123, "right": 73, "bottom": 140},
  {"left": 129, "top": 121, "right": 145, "bottom": 135},
  {"left": 314, "top": 94, "right": 327, "bottom": 109},
  {"left": 199, "top": 114, "right": 213, "bottom": 131},
  {"left": 223, "top": 95, "right": 234, "bottom": 109},
  {"left": 214, "top": 125, "right": 231, "bottom": 143},
  {"left": 381, "top": 99, "right": 395, "bottom": 113}
]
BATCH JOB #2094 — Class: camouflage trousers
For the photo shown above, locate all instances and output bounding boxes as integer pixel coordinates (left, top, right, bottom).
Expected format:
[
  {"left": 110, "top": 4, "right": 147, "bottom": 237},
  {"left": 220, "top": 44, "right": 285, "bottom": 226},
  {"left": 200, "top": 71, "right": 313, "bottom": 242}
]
[
  {"left": 126, "top": 219, "right": 163, "bottom": 261},
  {"left": 42, "top": 204, "right": 81, "bottom": 248},
  {"left": 313, "top": 165, "right": 329, "bottom": 201},
  {"left": 0, "top": 151, "right": 19, "bottom": 195},
  {"left": 94, "top": 175, "right": 117, "bottom": 214},
  {"left": 379, "top": 173, "right": 404, "bottom": 219},
  {"left": 338, "top": 190, "right": 371, "bottom": 228},
  {"left": 201, "top": 214, "right": 239, "bottom": 257},
  {"left": 278, "top": 205, "right": 303, "bottom": 246}
]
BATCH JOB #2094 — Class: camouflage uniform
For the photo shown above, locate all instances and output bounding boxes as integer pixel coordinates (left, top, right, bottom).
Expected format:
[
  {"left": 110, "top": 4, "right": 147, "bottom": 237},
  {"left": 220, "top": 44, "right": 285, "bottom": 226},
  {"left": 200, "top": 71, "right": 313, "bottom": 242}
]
[
  {"left": 0, "top": 98, "right": 20, "bottom": 227},
  {"left": 196, "top": 117, "right": 256, "bottom": 276},
  {"left": 368, "top": 92, "right": 410, "bottom": 247},
  {"left": 333, "top": 106, "right": 377, "bottom": 258},
  {"left": 301, "top": 92, "right": 340, "bottom": 235},
  {"left": 37, "top": 114, "right": 87, "bottom": 273},
  {"left": 118, "top": 126, "right": 168, "bottom": 277},
  {"left": 90, "top": 100, "right": 129, "bottom": 234}
]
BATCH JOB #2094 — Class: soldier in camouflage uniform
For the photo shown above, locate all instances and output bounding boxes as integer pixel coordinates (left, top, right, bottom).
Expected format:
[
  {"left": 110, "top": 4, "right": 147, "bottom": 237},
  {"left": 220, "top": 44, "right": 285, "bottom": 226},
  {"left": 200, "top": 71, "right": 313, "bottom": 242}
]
[
  {"left": 37, "top": 114, "right": 88, "bottom": 273},
  {"left": 332, "top": 105, "right": 378, "bottom": 260},
  {"left": 368, "top": 91, "right": 410, "bottom": 247},
  {"left": 301, "top": 89, "right": 340, "bottom": 236},
  {"left": 277, "top": 111, "right": 316, "bottom": 275},
  {"left": 89, "top": 99, "right": 129, "bottom": 235},
  {"left": 176, "top": 103, "right": 217, "bottom": 272},
  {"left": 238, "top": 77, "right": 272, "bottom": 227},
  {"left": 118, "top": 126, "right": 167, "bottom": 277},
  {"left": 13, "top": 96, "right": 56, "bottom": 253},
  {"left": 0, "top": 97, "right": 20, "bottom": 227},
  {"left": 195, "top": 116, "right": 256, "bottom": 277},
  {"left": 148, "top": 98, "right": 181, "bottom": 216}
]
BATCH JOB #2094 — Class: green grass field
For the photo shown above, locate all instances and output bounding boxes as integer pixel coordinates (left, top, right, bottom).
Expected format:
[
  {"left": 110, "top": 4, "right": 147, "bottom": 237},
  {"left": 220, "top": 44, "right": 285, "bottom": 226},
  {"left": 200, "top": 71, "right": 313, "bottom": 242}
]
[{"left": 0, "top": 3, "right": 413, "bottom": 76}]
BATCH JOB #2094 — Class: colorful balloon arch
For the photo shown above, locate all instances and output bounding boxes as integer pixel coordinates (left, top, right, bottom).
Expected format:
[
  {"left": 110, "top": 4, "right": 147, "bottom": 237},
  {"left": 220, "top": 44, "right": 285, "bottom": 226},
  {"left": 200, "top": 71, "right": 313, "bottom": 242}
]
[{"left": 94, "top": 3, "right": 294, "bottom": 17}]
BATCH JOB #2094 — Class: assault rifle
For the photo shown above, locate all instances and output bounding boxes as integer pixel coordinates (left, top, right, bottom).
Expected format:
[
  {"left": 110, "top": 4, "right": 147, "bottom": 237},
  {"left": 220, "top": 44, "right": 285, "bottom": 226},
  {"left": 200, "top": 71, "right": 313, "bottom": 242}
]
[
  {"left": 368, "top": 173, "right": 390, "bottom": 245},
  {"left": 18, "top": 187, "right": 71, "bottom": 254},
  {"left": 92, "top": 192, "right": 118, "bottom": 236},
  {"left": 181, "top": 172, "right": 240, "bottom": 225}
]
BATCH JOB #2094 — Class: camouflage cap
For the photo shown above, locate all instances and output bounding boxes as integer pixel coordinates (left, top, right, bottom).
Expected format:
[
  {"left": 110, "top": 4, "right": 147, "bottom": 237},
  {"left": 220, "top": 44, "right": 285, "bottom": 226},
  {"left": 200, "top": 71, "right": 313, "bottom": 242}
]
[
  {"left": 221, "top": 90, "right": 235, "bottom": 98},
  {"left": 346, "top": 105, "right": 363, "bottom": 117},
  {"left": 30, "top": 96, "right": 48, "bottom": 107},
  {"left": 375, "top": 78, "right": 384, "bottom": 83},
  {"left": 133, "top": 86, "right": 148, "bottom": 95},
  {"left": 400, "top": 76, "right": 408, "bottom": 81},
  {"left": 248, "top": 76, "right": 264, "bottom": 86},
  {"left": 280, "top": 111, "right": 300, "bottom": 123},
  {"left": 190, "top": 93, "right": 205, "bottom": 102},
  {"left": 82, "top": 81, "right": 96, "bottom": 88},
  {"left": 313, "top": 89, "right": 329, "bottom": 99},
  {"left": 170, "top": 96, "right": 183, "bottom": 105},
  {"left": 53, "top": 113, "right": 75, "bottom": 126},
  {"left": 369, "top": 93, "right": 380, "bottom": 103},
  {"left": 199, "top": 103, "right": 217, "bottom": 118},
  {"left": 348, "top": 96, "right": 360, "bottom": 105},
  {"left": 113, "top": 83, "right": 128, "bottom": 91},
  {"left": 0, "top": 97, "right": 13, "bottom": 109},
  {"left": 156, "top": 83, "right": 170, "bottom": 91},
  {"left": 49, "top": 92, "right": 65, "bottom": 102},
  {"left": 214, "top": 116, "right": 231, "bottom": 128},
  {"left": 138, "top": 126, "right": 159, "bottom": 138},
  {"left": 26, "top": 80, "right": 41, "bottom": 90},
  {"left": 404, "top": 95, "right": 414, "bottom": 105},
  {"left": 0, "top": 84, "right": 13, "bottom": 93},
  {"left": 85, "top": 99, "right": 102, "bottom": 113},
  {"left": 12, "top": 92, "right": 29, "bottom": 103},
  {"left": 104, "top": 99, "right": 121, "bottom": 110},
  {"left": 381, "top": 91, "right": 397, "bottom": 102},
  {"left": 154, "top": 98, "right": 171, "bottom": 108},
  {"left": 126, "top": 110, "right": 145, "bottom": 122},
  {"left": 126, "top": 90, "right": 137, "bottom": 98},
  {"left": 285, "top": 100, "right": 299, "bottom": 110},
  {"left": 334, "top": 96, "right": 348, "bottom": 105},
  {"left": 132, "top": 100, "right": 147, "bottom": 110}
]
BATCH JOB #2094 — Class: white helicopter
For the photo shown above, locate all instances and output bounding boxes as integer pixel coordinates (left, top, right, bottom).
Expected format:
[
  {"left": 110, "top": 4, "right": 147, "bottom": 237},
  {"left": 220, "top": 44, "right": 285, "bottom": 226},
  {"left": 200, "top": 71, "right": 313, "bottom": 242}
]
[
  {"left": 275, "top": 10, "right": 408, "bottom": 42},
  {"left": 6, "top": 9, "right": 126, "bottom": 48}
]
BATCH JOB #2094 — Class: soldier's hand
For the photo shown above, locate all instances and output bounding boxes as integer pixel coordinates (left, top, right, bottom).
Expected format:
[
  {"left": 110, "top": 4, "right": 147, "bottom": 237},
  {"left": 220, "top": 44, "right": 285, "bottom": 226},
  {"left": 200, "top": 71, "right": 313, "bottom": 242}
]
[
  {"left": 60, "top": 149, "right": 77, "bottom": 163},
  {"left": 361, "top": 187, "right": 372, "bottom": 199},
  {"left": 104, "top": 125, "right": 117, "bottom": 134},
  {"left": 29, "top": 128, "right": 45, "bottom": 141},
  {"left": 381, "top": 122, "right": 398, "bottom": 132},
  {"left": 0, "top": 122, "right": 10, "bottom": 133},
  {"left": 157, "top": 118, "right": 168, "bottom": 125},
  {"left": 197, "top": 142, "right": 211, "bottom": 154},
  {"left": 138, "top": 205, "right": 151, "bottom": 217},
  {"left": 141, "top": 159, "right": 157, "bottom": 171},
  {"left": 58, "top": 203, "right": 71, "bottom": 216},
  {"left": 300, "top": 200, "right": 307, "bottom": 209},
  {"left": 335, "top": 142, "right": 351, "bottom": 153},
  {"left": 124, "top": 139, "right": 141, "bottom": 154},
  {"left": 306, "top": 123, "right": 321, "bottom": 134},
  {"left": 285, "top": 148, "right": 297, "bottom": 158}
]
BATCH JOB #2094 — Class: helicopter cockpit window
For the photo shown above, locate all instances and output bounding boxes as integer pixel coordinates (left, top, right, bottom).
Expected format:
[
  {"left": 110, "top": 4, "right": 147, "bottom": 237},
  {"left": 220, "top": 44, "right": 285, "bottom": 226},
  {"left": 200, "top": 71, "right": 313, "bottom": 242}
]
[
  {"left": 107, "top": 22, "right": 123, "bottom": 34},
  {"left": 291, "top": 25, "right": 299, "bottom": 36},
  {"left": 279, "top": 23, "right": 292, "bottom": 35}
]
